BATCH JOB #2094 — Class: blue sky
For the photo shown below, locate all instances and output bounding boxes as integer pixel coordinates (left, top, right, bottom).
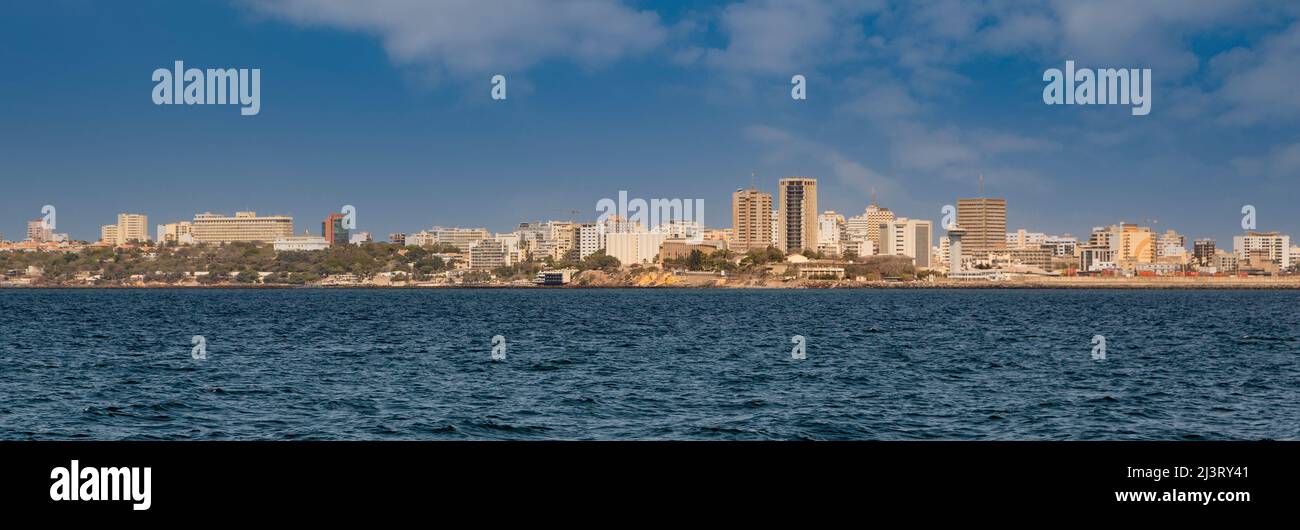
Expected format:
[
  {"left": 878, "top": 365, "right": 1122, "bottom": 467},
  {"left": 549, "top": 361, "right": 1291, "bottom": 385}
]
[{"left": 2, "top": 0, "right": 1298, "bottom": 244}]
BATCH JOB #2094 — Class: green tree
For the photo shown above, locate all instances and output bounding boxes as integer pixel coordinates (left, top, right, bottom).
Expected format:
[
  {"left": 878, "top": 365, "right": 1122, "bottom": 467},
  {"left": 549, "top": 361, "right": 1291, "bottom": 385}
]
[{"left": 581, "top": 250, "right": 620, "bottom": 272}]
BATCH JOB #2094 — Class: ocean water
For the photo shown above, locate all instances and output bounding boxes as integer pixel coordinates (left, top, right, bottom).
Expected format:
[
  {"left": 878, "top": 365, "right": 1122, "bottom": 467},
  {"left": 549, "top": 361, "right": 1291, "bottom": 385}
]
[{"left": 0, "top": 288, "right": 1297, "bottom": 440}]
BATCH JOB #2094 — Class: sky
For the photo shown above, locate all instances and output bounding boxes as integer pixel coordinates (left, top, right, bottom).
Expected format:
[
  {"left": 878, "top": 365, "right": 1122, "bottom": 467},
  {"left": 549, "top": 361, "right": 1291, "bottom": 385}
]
[{"left": 1, "top": 0, "right": 1298, "bottom": 245}]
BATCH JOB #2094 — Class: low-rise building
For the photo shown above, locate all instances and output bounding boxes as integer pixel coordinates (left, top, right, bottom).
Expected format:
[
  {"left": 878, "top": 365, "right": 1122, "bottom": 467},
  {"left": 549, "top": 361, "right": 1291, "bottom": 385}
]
[
  {"left": 192, "top": 212, "right": 293, "bottom": 244},
  {"left": 273, "top": 235, "right": 330, "bottom": 251},
  {"left": 406, "top": 226, "right": 491, "bottom": 250},
  {"left": 605, "top": 231, "right": 668, "bottom": 266},
  {"left": 27, "top": 219, "right": 51, "bottom": 242},
  {"left": 993, "top": 247, "right": 1054, "bottom": 270},
  {"left": 534, "top": 269, "right": 578, "bottom": 285},
  {"left": 1214, "top": 250, "right": 1239, "bottom": 274},
  {"left": 843, "top": 238, "right": 874, "bottom": 258},
  {"left": 660, "top": 239, "right": 727, "bottom": 261},
  {"left": 157, "top": 222, "right": 194, "bottom": 246},
  {"left": 796, "top": 266, "right": 845, "bottom": 280}
]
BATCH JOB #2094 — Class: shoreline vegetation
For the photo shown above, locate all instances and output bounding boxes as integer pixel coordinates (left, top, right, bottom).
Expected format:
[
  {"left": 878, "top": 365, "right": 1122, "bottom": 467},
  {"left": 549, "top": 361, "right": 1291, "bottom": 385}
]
[{"left": 3, "top": 241, "right": 1299, "bottom": 290}]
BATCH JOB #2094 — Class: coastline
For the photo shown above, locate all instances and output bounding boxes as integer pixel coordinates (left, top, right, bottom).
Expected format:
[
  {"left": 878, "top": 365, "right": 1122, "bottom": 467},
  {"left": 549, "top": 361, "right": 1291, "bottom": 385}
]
[{"left": 5, "top": 278, "right": 1300, "bottom": 290}]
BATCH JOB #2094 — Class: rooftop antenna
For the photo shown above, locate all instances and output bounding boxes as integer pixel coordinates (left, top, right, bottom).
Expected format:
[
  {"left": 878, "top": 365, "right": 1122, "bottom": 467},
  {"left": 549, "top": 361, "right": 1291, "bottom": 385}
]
[
  {"left": 979, "top": 174, "right": 985, "bottom": 197},
  {"left": 750, "top": 171, "right": 756, "bottom": 191},
  {"left": 871, "top": 186, "right": 877, "bottom": 207}
]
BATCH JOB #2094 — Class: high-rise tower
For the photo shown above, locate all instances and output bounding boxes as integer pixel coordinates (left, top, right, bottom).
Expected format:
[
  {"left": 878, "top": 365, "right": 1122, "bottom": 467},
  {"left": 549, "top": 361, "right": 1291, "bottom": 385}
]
[{"left": 777, "top": 177, "right": 818, "bottom": 253}]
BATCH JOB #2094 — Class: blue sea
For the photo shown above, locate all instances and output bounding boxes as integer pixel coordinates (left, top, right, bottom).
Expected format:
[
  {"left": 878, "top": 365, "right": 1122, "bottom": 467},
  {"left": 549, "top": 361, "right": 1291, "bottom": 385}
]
[{"left": 1, "top": 289, "right": 1297, "bottom": 440}]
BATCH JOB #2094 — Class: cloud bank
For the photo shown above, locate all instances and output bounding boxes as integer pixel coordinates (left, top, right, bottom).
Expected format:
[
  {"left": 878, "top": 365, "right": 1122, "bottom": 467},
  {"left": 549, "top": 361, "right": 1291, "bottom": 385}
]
[{"left": 244, "top": 0, "right": 667, "bottom": 79}]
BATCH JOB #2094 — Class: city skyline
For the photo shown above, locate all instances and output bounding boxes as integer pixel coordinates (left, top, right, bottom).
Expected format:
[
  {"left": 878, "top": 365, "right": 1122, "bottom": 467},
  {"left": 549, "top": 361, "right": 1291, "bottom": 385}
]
[
  {"left": 2, "top": 2, "right": 1299, "bottom": 246},
  {"left": 3, "top": 177, "right": 1291, "bottom": 252},
  {"left": 5, "top": 179, "right": 1294, "bottom": 284}
]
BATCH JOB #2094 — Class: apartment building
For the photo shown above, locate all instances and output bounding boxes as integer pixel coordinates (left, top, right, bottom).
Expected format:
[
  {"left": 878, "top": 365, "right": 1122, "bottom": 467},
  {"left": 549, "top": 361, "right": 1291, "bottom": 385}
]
[
  {"left": 1234, "top": 231, "right": 1292, "bottom": 269},
  {"left": 777, "top": 177, "right": 818, "bottom": 253},
  {"left": 100, "top": 213, "right": 149, "bottom": 245},
  {"left": 730, "top": 188, "right": 773, "bottom": 253},
  {"left": 468, "top": 239, "right": 512, "bottom": 270}
]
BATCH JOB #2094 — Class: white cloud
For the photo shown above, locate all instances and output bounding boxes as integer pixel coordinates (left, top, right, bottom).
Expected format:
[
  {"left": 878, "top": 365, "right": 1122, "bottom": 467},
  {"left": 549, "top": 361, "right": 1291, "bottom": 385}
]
[
  {"left": 744, "top": 124, "right": 908, "bottom": 203},
  {"left": 688, "top": 0, "right": 881, "bottom": 74},
  {"left": 978, "top": 11, "right": 1058, "bottom": 54},
  {"left": 839, "top": 76, "right": 922, "bottom": 121},
  {"left": 973, "top": 130, "right": 1059, "bottom": 154},
  {"left": 242, "top": 0, "right": 667, "bottom": 79},
  {"left": 891, "top": 124, "right": 977, "bottom": 173},
  {"left": 1049, "top": 0, "right": 1262, "bottom": 78},
  {"left": 1232, "top": 141, "right": 1300, "bottom": 179},
  {"left": 888, "top": 123, "right": 1049, "bottom": 189},
  {"left": 867, "top": 0, "right": 1279, "bottom": 87},
  {"left": 1214, "top": 22, "right": 1300, "bottom": 125}
]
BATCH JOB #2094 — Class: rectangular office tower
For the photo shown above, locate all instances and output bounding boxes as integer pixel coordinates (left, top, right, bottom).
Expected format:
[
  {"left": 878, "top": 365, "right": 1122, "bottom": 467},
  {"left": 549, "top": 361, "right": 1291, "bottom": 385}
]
[
  {"left": 778, "top": 177, "right": 818, "bottom": 253},
  {"left": 323, "top": 213, "right": 349, "bottom": 246},
  {"left": 883, "top": 218, "right": 934, "bottom": 268},
  {"left": 956, "top": 198, "right": 1007, "bottom": 254},
  {"left": 731, "top": 188, "right": 773, "bottom": 253}
]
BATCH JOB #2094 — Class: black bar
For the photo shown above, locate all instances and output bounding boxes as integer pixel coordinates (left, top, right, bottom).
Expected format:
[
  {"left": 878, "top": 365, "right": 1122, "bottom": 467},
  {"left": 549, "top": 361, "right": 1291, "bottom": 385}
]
[{"left": 1, "top": 441, "right": 1290, "bottom": 518}]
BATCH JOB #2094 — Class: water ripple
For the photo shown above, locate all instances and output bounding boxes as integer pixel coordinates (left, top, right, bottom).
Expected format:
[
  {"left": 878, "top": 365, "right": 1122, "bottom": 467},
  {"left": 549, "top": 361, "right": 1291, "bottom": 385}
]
[{"left": 0, "top": 289, "right": 1298, "bottom": 440}]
